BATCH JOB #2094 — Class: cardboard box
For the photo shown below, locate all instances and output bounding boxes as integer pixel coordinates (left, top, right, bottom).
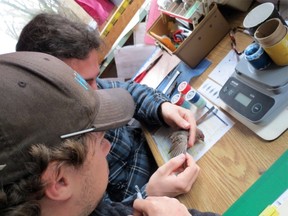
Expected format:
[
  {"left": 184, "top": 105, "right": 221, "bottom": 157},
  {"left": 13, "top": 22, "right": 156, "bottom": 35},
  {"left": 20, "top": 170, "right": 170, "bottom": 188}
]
[{"left": 148, "top": 4, "right": 230, "bottom": 68}]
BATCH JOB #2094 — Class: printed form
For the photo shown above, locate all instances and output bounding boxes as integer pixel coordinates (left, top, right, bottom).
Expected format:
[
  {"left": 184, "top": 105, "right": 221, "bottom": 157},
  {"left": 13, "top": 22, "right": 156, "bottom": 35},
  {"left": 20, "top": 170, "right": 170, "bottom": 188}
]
[{"left": 152, "top": 101, "right": 234, "bottom": 162}]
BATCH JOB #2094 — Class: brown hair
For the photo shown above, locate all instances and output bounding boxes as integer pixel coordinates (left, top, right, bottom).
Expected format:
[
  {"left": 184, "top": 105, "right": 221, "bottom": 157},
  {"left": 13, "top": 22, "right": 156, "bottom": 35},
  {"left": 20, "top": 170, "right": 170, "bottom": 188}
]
[
  {"left": 16, "top": 13, "right": 101, "bottom": 60},
  {"left": 0, "top": 134, "right": 93, "bottom": 215}
]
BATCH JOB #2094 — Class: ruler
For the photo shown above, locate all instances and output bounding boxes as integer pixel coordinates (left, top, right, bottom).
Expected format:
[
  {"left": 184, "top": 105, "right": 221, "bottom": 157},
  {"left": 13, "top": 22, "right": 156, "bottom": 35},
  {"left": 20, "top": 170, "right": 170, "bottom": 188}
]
[
  {"left": 100, "top": 0, "right": 132, "bottom": 37},
  {"left": 97, "top": 0, "right": 146, "bottom": 64}
]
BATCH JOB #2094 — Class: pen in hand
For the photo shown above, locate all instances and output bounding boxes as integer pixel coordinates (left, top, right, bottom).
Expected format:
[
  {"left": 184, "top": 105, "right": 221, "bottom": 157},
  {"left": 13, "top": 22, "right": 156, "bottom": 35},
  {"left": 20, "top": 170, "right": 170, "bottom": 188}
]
[
  {"left": 135, "top": 185, "right": 143, "bottom": 199},
  {"left": 134, "top": 185, "right": 148, "bottom": 216}
]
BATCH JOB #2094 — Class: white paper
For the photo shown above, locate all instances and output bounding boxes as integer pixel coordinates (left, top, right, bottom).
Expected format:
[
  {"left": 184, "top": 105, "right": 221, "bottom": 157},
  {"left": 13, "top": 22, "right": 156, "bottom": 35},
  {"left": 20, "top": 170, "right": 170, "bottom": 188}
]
[
  {"left": 133, "top": 22, "right": 148, "bottom": 45},
  {"left": 139, "top": 50, "right": 181, "bottom": 88},
  {"left": 198, "top": 78, "right": 223, "bottom": 106},
  {"left": 152, "top": 101, "right": 234, "bottom": 162},
  {"left": 209, "top": 50, "right": 243, "bottom": 86}
]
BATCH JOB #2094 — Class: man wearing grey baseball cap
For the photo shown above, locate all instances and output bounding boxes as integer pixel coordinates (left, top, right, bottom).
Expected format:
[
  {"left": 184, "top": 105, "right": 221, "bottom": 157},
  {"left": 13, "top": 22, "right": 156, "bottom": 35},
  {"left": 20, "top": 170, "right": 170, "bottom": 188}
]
[
  {"left": 16, "top": 13, "right": 203, "bottom": 204},
  {"left": 0, "top": 52, "right": 219, "bottom": 216}
]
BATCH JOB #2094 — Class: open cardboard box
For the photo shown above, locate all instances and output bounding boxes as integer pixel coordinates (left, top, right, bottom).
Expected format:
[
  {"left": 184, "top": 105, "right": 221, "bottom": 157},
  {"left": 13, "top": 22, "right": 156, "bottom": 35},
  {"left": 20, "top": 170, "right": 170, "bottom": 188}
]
[{"left": 148, "top": 4, "right": 230, "bottom": 68}]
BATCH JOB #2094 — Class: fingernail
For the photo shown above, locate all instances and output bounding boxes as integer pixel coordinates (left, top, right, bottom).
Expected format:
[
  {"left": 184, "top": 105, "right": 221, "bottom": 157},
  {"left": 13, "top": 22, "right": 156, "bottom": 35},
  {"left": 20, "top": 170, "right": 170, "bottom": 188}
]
[
  {"left": 177, "top": 153, "right": 186, "bottom": 160},
  {"left": 184, "top": 123, "right": 190, "bottom": 129}
]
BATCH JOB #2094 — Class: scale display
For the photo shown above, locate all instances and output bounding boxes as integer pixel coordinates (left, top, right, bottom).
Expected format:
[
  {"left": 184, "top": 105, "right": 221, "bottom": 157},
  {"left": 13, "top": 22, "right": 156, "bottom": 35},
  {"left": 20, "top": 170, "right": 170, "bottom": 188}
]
[
  {"left": 219, "top": 77, "right": 275, "bottom": 123},
  {"left": 234, "top": 92, "right": 252, "bottom": 107}
]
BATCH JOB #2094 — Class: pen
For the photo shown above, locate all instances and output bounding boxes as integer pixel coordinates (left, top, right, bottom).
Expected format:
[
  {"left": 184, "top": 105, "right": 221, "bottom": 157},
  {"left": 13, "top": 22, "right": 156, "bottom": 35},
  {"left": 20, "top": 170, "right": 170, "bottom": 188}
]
[
  {"left": 135, "top": 185, "right": 143, "bottom": 199},
  {"left": 135, "top": 185, "right": 148, "bottom": 216}
]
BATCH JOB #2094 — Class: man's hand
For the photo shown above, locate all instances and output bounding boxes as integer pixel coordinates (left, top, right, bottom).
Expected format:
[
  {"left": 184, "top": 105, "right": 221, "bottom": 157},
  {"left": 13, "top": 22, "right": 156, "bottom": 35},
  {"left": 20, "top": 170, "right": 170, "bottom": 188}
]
[
  {"left": 146, "top": 153, "right": 200, "bottom": 197},
  {"left": 160, "top": 102, "right": 196, "bottom": 147},
  {"left": 133, "top": 196, "right": 191, "bottom": 216}
]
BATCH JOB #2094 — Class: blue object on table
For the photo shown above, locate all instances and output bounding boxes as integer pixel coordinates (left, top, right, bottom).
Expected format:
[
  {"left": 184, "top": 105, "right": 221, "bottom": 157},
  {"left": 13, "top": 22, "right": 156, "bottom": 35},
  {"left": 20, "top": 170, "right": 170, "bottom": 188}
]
[{"left": 244, "top": 42, "right": 272, "bottom": 70}]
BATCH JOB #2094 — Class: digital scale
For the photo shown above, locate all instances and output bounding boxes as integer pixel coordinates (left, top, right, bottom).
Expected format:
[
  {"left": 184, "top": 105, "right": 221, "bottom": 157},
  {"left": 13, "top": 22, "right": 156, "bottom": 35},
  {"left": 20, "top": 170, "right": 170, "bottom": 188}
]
[{"left": 219, "top": 58, "right": 288, "bottom": 125}]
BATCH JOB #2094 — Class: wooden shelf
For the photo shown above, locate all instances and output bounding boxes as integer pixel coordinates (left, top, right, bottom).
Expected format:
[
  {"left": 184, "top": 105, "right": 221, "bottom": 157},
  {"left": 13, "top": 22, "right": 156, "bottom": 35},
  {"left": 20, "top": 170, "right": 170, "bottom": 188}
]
[{"left": 97, "top": 0, "right": 146, "bottom": 63}]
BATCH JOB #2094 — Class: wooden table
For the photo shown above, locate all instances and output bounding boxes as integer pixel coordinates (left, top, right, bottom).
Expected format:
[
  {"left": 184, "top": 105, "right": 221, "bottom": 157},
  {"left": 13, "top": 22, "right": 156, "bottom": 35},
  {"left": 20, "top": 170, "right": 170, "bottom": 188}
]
[{"left": 143, "top": 6, "right": 288, "bottom": 214}]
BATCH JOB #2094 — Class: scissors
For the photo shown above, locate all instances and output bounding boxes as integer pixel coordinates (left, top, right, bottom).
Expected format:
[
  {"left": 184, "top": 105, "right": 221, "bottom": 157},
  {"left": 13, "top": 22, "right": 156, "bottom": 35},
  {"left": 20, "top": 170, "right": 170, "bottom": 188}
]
[{"left": 134, "top": 53, "right": 163, "bottom": 83}]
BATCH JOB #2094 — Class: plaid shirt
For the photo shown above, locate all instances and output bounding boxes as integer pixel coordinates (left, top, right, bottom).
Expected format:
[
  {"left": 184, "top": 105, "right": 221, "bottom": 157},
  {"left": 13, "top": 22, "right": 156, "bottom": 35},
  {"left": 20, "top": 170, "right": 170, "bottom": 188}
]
[{"left": 97, "top": 78, "right": 169, "bottom": 204}]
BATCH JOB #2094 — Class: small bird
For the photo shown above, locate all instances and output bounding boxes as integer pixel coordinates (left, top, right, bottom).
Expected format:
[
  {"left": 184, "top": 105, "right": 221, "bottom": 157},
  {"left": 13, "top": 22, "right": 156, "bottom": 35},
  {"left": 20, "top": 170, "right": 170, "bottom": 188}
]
[{"left": 168, "top": 128, "right": 204, "bottom": 158}]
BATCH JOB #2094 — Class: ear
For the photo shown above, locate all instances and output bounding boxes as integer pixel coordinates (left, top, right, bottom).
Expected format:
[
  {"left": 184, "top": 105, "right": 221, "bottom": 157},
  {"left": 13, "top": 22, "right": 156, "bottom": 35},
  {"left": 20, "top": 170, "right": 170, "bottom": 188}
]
[{"left": 41, "top": 162, "right": 73, "bottom": 201}]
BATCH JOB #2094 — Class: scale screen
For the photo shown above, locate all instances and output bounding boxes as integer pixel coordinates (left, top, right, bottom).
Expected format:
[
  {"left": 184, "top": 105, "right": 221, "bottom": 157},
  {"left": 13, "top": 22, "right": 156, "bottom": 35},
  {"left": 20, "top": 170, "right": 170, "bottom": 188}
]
[
  {"left": 234, "top": 92, "right": 252, "bottom": 107},
  {"left": 219, "top": 77, "right": 276, "bottom": 123}
]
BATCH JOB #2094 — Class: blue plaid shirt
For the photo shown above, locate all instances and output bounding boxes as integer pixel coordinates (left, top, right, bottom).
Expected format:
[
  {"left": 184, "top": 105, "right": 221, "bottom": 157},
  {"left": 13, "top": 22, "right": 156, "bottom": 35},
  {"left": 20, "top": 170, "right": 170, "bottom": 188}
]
[{"left": 97, "top": 78, "right": 169, "bottom": 204}]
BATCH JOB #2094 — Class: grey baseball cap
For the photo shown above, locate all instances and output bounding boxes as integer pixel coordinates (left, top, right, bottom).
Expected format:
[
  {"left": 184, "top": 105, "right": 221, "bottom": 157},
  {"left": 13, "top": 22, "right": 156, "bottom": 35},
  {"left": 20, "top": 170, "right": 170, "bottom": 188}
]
[{"left": 0, "top": 51, "right": 135, "bottom": 185}]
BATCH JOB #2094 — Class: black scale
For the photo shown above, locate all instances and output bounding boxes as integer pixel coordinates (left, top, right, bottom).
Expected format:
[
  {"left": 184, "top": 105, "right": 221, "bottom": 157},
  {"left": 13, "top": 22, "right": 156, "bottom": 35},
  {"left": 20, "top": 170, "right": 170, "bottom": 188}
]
[{"left": 219, "top": 58, "right": 288, "bottom": 124}]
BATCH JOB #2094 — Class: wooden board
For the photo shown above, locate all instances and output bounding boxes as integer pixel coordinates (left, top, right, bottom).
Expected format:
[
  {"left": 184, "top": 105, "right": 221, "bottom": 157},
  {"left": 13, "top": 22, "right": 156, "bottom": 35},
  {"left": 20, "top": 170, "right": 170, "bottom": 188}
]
[{"left": 98, "top": 0, "right": 145, "bottom": 63}]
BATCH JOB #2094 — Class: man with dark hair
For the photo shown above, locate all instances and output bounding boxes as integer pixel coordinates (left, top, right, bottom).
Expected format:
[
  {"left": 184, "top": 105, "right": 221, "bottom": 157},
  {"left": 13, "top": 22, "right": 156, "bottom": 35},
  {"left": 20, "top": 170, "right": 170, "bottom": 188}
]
[
  {"left": 16, "top": 13, "right": 202, "bottom": 203},
  {"left": 0, "top": 52, "right": 218, "bottom": 216}
]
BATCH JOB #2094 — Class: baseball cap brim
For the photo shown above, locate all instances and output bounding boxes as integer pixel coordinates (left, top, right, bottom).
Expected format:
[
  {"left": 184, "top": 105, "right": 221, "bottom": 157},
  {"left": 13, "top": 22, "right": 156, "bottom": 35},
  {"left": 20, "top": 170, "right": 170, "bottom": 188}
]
[
  {"left": 93, "top": 88, "right": 135, "bottom": 131},
  {"left": 61, "top": 88, "right": 135, "bottom": 139}
]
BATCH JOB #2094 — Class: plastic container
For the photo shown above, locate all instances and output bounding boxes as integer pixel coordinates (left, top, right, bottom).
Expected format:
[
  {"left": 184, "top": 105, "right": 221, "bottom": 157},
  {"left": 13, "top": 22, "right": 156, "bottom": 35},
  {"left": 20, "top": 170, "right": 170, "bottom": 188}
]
[
  {"left": 171, "top": 93, "right": 191, "bottom": 109},
  {"left": 177, "top": 81, "right": 192, "bottom": 94},
  {"left": 185, "top": 89, "right": 206, "bottom": 109},
  {"left": 255, "top": 18, "right": 288, "bottom": 66}
]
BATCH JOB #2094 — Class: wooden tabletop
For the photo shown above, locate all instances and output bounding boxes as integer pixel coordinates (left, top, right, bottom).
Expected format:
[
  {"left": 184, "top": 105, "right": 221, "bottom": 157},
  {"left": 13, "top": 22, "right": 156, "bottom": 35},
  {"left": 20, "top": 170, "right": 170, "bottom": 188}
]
[{"left": 143, "top": 6, "right": 288, "bottom": 214}]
